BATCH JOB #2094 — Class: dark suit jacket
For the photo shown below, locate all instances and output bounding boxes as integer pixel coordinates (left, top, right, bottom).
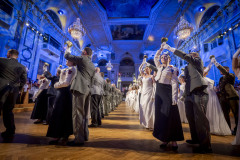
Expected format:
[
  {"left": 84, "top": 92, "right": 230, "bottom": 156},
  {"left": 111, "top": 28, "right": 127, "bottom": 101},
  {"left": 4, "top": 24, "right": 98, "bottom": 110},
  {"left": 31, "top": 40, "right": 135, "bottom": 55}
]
[
  {"left": 64, "top": 51, "right": 95, "bottom": 95},
  {"left": 43, "top": 71, "right": 59, "bottom": 96},
  {"left": 173, "top": 50, "right": 208, "bottom": 95},
  {"left": 217, "top": 65, "right": 239, "bottom": 99},
  {"left": 0, "top": 58, "right": 27, "bottom": 91}
]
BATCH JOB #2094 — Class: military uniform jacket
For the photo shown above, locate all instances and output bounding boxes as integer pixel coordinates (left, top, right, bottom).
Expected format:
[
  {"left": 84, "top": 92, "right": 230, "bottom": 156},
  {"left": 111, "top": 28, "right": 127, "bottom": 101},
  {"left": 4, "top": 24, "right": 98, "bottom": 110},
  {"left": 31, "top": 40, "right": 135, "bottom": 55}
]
[
  {"left": 153, "top": 50, "right": 179, "bottom": 102},
  {"left": 0, "top": 58, "right": 27, "bottom": 91},
  {"left": 217, "top": 65, "right": 239, "bottom": 99},
  {"left": 54, "top": 67, "right": 76, "bottom": 89},
  {"left": 103, "top": 81, "right": 111, "bottom": 96},
  {"left": 173, "top": 49, "right": 208, "bottom": 95},
  {"left": 90, "top": 72, "right": 104, "bottom": 95},
  {"left": 64, "top": 49, "right": 95, "bottom": 95}
]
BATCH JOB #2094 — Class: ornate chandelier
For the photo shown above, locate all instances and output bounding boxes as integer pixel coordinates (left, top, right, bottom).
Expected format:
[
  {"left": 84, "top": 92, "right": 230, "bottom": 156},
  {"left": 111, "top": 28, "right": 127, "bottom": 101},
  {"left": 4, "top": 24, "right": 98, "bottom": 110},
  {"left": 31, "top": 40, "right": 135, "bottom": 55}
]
[
  {"left": 106, "top": 61, "right": 113, "bottom": 71},
  {"left": 174, "top": 16, "right": 193, "bottom": 40},
  {"left": 68, "top": 18, "right": 85, "bottom": 40}
]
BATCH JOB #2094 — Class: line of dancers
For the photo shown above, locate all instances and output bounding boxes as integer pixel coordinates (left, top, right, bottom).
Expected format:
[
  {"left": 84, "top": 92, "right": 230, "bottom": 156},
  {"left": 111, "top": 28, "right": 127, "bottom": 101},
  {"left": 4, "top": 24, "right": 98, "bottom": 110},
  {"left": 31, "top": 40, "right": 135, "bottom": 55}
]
[
  {"left": 126, "top": 41, "right": 240, "bottom": 153},
  {"left": 31, "top": 42, "right": 122, "bottom": 145},
  {"left": 0, "top": 44, "right": 122, "bottom": 146}
]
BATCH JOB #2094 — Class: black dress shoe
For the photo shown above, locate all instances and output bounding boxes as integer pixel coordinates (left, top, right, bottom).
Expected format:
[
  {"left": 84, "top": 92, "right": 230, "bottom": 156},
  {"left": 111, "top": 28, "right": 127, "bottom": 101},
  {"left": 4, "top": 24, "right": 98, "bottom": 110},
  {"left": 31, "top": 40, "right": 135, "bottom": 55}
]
[
  {"left": 186, "top": 140, "right": 199, "bottom": 144},
  {"left": 172, "top": 145, "right": 178, "bottom": 151},
  {"left": 34, "top": 120, "right": 43, "bottom": 124},
  {"left": 160, "top": 142, "right": 168, "bottom": 149},
  {"left": 1, "top": 131, "right": 14, "bottom": 139},
  {"left": 88, "top": 124, "right": 98, "bottom": 128},
  {"left": 67, "top": 141, "right": 84, "bottom": 146}
]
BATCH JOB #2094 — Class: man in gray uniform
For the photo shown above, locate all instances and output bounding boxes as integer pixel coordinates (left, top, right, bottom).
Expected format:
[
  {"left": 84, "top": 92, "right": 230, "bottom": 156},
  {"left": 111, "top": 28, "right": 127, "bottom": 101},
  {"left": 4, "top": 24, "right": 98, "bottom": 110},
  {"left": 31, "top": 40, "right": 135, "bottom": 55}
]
[
  {"left": 104, "top": 78, "right": 112, "bottom": 115},
  {"left": 161, "top": 42, "right": 211, "bottom": 153},
  {"left": 64, "top": 42, "right": 95, "bottom": 146},
  {"left": 89, "top": 67, "right": 104, "bottom": 127},
  {"left": 0, "top": 49, "right": 27, "bottom": 139}
]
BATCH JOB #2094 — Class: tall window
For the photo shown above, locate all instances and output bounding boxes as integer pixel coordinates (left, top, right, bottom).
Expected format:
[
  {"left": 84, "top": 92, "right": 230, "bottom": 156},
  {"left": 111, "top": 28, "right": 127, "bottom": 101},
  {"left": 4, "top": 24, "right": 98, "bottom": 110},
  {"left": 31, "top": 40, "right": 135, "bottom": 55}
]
[
  {"left": 46, "top": 10, "right": 62, "bottom": 30},
  {"left": 0, "top": 0, "right": 13, "bottom": 16}
]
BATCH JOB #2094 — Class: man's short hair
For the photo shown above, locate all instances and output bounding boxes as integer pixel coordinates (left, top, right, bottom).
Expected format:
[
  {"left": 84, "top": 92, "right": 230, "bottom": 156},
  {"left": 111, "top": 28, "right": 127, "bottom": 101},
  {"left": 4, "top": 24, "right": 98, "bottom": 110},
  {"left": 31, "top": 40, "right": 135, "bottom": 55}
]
[
  {"left": 223, "top": 66, "right": 229, "bottom": 70},
  {"left": 84, "top": 47, "right": 92, "bottom": 56},
  {"left": 8, "top": 49, "right": 19, "bottom": 56},
  {"left": 106, "top": 78, "right": 111, "bottom": 83}
]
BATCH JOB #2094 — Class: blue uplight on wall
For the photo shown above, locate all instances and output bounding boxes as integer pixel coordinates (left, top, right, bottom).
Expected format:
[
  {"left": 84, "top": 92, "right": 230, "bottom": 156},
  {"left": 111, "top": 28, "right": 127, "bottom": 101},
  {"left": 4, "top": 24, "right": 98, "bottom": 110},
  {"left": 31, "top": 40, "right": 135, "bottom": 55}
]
[
  {"left": 199, "top": 6, "right": 205, "bottom": 12},
  {"left": 58, "top": 10, "right": 64, "bottom": 15}
]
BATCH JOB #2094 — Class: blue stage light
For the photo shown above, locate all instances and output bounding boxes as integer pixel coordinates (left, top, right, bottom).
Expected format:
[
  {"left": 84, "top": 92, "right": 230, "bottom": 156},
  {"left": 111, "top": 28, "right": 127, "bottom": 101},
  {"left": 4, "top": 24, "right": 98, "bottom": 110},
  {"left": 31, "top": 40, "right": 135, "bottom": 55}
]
[
  {"left": 199, "top": 7, "right": 205, "bottom": 12},
  {"left": 58, "top": 10, "right": 64, "bottom": 15}
]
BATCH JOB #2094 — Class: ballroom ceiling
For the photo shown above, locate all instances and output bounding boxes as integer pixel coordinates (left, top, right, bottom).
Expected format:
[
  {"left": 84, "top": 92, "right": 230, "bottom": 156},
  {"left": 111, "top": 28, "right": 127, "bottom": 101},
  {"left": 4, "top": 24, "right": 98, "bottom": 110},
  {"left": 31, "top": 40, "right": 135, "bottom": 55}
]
[
  {"left": 43, "top": 0, "right": 225, "bottom": 63},
  {"left": 98, "top": 0, "right": 159, "bottom": 18}
]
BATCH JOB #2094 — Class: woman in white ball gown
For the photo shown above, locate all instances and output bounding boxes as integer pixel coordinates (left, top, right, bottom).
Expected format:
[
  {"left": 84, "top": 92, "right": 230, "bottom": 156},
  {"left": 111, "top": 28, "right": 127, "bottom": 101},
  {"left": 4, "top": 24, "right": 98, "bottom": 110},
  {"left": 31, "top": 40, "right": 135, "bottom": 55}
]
[
  {"left": 177, "top": 74, "right": 188, "bottom": 123},
  {"left": 203, "top": 63, "right": 231, "bottom": 135},
  {"left": 138, "top": 58, "right": 155, "bottom": 130}
]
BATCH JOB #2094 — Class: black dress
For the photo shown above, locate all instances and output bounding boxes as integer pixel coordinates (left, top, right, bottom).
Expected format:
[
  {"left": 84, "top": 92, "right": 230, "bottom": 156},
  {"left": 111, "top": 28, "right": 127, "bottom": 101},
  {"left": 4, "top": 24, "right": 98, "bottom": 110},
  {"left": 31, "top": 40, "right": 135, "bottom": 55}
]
[
  {"left": 46, "top": 86, "right": 73, "bottom": 138},
  {"left": 31, "top": 89, "right": 48, "bottom": 120},
  {"left": 44, "top": 72, "right": 59, "bottom": 123},
  {"left": 153, "top": 83, "right": 184, "bottom": 142}
]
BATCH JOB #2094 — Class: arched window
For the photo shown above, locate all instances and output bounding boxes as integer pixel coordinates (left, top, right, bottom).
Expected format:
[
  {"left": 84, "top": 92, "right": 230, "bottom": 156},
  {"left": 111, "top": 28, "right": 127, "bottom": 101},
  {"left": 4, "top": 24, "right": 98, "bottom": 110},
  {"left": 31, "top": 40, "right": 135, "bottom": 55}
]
[
  {"left": 46, "top": 10, "right": 62, "bottom": 30},
  {"left": 98, "top": 59, "right": 108, "bottom": 66},
  {"left": 120, "top": 58, "right": 134, "bottom": 66},
  {"left": 199, "top": 5, "right": 220, "bottom": 28}
]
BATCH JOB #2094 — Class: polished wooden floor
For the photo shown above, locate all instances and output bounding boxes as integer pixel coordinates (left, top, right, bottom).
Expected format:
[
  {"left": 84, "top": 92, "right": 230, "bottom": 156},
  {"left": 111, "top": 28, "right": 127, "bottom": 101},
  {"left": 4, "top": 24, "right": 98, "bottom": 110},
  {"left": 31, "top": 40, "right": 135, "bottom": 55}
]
[{"left": 0, "top": 102, "right": 239, "bottom": 160}]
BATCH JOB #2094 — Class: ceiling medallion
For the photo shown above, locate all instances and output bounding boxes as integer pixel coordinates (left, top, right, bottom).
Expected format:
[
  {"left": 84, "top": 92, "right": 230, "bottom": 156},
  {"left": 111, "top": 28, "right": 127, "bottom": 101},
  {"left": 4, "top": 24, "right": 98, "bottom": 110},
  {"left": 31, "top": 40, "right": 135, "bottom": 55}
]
[
  {"left": 68, "top": 18, "right": 85, "bottom": 40},
  {"left": 174, "top": 16, "right": 193, "bottom": 40}
]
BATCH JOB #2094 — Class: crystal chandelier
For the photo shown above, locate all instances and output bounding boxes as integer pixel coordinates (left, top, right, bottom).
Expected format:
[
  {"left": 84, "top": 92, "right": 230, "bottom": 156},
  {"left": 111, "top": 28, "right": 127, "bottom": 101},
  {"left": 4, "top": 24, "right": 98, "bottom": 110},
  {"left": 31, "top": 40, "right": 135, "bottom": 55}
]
[
  {"left": 174, "top": 16, "right": 193, "bottom": 39},
  {"left": 68, "top": 18, "right": 85, "bottom": 40},
  {"left": 106, "top": 60, "right": 113, "bottom": 71}
]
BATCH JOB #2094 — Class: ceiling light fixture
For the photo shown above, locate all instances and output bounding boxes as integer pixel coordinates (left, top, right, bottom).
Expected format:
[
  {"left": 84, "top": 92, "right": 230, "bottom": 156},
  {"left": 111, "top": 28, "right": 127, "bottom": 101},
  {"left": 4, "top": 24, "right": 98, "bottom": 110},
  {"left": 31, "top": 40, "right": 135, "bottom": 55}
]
[
  {"left": 174, "top": 16, "right": 194, "bottom": 40},
  {"left": 68, "top": 18, "right": 85, "bottom": 40},
  {"left": 199, "top": 7, "right": 205, "bottom": 12},
  {"left": 58, "top": 10, "right": 64, "bottom": 15}
]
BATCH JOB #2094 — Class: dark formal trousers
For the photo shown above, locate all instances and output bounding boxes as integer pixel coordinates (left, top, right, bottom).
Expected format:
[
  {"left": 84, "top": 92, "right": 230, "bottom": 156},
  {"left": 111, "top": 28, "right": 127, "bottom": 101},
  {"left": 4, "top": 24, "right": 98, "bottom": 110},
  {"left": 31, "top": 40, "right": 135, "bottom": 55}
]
[
  {"left": 72, "top": 91, "right": 91, "bottom": 143},
  {"left": 219, "top": 96, "right": 239, "bottom": 132},
  {"left": 0, "top": 87, "right": 19, "bottom": 134},
  {"left": 185, "top": 92, "right": 211, "bottom": 148},
  {"left": 90, "top": 94, "right": 102, "bottom": 126},
  {"left": 103, "top": 96, "right": 108, "bottom": 116}
]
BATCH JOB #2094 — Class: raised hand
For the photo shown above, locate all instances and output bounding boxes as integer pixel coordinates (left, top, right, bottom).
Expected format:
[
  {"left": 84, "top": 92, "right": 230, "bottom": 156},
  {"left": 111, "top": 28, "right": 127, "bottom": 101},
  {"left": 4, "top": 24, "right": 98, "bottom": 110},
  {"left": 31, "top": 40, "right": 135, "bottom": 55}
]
[{"left": 65, "top": 41, "right": 73, "bottom": 48}]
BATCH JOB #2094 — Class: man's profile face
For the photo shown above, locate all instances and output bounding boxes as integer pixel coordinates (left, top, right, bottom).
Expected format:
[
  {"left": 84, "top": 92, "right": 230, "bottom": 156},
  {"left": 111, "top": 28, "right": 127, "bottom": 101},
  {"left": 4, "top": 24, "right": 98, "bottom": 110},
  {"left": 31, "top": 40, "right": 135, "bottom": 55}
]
[
  {"left": 82, "top": 50, "right": 87, "bottom": 56},
  {"left": 7, "top": 52, "right": 11, "bottom": 58}
]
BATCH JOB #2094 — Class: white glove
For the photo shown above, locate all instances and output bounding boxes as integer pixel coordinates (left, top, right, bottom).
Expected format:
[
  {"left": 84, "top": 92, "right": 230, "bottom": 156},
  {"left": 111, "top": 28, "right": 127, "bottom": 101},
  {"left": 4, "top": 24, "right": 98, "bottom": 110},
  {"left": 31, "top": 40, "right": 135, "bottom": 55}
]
[
  {"left": 172, "top": 99, "right": 177, "bottom": 105},
  {"left": 211, "top": 58, "right": 220, "bottom": 67},
  {"left": 161, "top": 42, "right": 176, "bottom": 52}
]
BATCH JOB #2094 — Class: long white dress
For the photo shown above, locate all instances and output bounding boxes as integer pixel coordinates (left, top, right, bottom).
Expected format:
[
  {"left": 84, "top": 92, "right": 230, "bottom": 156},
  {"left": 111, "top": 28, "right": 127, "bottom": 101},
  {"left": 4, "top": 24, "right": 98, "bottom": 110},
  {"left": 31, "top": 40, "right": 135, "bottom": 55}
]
[
  {"left": 139, "top": 76, "right": 155, "bottom": 129},
  {"left": 205, "top": 77, "right": 232, "bottom": 135},
  {"left": 134, "top": 87, "right": 141, "bottom": 113},
  {"left": 232, "top": 90, "right": 240, "bottom": 145},
  {"left": 177, "top": 83, "right": 188, "bottom": 123}
]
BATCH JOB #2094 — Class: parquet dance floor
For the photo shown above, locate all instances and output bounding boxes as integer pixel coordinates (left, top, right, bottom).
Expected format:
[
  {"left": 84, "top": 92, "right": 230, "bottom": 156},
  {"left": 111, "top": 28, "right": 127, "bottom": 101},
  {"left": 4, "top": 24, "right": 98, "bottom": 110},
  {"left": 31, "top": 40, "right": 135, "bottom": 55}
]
[{"left": 0, "top": 102, "right": 239, "bottom": 160}]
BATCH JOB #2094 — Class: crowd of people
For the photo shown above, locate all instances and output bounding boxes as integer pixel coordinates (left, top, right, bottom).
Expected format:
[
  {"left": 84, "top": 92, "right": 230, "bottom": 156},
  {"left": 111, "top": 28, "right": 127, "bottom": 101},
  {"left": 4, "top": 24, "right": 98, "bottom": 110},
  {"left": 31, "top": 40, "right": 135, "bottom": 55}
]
[
  {"left": 126, "top": 42, "right": 240, "bottom": 153},
  {"left": 0, "top": 43, "right": 122, "bottom": 146},
  {"left": 1, "top": 40, "right": 240, "bottom": 153}
]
